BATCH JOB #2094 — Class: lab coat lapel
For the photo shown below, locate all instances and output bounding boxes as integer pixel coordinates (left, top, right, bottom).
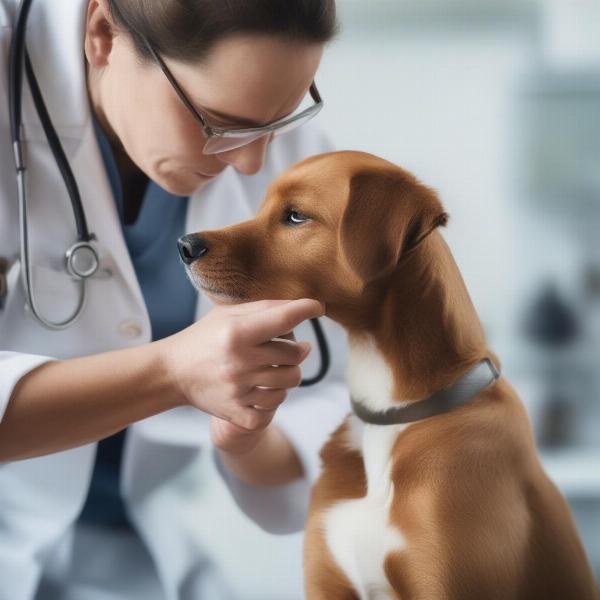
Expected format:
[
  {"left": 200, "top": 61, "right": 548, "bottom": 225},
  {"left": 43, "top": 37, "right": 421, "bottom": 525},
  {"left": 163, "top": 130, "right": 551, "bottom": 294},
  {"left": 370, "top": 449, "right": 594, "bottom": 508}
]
[{"left": 68, "top": 121, "right": 150, "bottom": 329}]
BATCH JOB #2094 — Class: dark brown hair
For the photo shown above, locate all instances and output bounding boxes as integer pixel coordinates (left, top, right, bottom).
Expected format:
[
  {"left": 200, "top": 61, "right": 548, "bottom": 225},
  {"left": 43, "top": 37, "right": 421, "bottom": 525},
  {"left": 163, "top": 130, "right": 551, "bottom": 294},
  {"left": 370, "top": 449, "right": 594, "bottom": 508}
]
[{"left": 107, "top": 0, "right": 338, "bottom": 63}]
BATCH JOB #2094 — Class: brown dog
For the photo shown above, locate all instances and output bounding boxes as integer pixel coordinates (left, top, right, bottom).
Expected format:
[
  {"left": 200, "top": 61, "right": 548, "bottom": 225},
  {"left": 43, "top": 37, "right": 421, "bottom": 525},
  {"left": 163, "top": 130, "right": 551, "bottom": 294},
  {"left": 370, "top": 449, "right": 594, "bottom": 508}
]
[{"left": 180, "top": 151, "right": 599, "bottom": 599}]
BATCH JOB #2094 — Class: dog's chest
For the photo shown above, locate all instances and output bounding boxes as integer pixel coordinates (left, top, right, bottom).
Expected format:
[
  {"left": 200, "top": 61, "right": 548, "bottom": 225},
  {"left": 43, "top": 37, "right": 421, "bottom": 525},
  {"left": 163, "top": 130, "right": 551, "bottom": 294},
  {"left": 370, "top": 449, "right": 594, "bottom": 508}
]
[{"left": 323, "top": 336, "right": 409, "bottom": 600}]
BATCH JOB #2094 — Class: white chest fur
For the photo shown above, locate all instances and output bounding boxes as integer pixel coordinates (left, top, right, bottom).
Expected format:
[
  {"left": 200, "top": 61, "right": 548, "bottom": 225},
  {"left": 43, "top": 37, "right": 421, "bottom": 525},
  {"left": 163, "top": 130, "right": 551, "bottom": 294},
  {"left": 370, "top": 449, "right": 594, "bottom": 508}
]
[{"left": 324, "top": 335, "right": 409, "bottom": 600}]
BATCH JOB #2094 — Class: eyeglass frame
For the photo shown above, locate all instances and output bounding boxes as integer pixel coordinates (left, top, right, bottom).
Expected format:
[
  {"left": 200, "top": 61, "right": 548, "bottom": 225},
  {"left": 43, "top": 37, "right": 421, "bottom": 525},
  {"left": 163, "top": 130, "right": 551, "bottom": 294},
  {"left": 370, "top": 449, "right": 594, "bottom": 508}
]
[
  {"left": 109, "top": 0, "right": 324, "bottom": 147},
  {"left": 135, "top": 34, "right": 323, "bottom": 150}
]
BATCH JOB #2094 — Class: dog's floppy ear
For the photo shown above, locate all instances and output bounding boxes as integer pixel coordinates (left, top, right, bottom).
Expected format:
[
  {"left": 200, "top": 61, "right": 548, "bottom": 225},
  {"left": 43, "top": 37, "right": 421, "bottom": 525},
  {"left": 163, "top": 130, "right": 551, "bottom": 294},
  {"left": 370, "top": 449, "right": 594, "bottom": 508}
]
[{"left": 339, "top": 168, "right": 448, "bottom": 283}]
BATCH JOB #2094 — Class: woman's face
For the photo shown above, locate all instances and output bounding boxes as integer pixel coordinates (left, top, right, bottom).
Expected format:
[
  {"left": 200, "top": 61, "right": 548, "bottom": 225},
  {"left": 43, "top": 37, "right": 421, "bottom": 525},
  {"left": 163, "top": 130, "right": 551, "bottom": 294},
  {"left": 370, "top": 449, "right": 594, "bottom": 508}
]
[{"left": 84, "top": 1, "right": 324, "bottom": 196}]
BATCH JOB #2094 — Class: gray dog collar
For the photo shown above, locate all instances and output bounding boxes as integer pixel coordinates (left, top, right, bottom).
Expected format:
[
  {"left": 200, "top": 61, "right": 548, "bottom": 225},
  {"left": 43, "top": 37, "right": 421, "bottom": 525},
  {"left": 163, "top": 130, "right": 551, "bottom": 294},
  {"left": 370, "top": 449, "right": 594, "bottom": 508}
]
[{"left": 351, "top": 358, "right": 501, "bottom": 426}]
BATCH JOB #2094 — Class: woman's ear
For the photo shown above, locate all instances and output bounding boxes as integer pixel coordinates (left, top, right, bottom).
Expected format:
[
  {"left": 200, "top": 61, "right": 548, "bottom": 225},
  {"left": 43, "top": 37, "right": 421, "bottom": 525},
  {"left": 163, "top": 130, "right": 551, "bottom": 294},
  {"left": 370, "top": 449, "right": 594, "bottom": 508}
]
[
  {"left": 339, "top": 168, "right": 448, "bottom": 283},
  {"left": 84, "top": 0, "right": 116, "bottom": 68}
]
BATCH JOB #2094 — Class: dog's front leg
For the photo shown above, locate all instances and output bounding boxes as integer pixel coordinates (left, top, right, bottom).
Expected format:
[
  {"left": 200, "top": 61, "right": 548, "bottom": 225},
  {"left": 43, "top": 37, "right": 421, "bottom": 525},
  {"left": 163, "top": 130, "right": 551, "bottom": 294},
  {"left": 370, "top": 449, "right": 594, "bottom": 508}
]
[{"left": 304, "top": 517, "right": 360, "bottom": 600}]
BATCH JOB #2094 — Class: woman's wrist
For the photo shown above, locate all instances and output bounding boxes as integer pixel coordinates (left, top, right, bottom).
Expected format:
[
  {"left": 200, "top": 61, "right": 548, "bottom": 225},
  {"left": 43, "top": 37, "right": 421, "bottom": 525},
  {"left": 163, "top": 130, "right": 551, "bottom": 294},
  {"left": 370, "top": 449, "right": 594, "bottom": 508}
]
[
  {"left": 151, "top": 338, "right": 189, "bottom": 410},
  {"left": 215, "top": 422, "right": 305, "bottom": 486}
]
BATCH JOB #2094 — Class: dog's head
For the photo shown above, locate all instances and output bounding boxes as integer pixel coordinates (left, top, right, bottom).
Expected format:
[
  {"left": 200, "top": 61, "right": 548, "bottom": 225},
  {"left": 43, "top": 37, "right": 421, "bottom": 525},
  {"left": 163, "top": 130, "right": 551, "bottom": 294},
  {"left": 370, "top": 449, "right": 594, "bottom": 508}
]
[{"left": 179, "top": 151, "right": 448, "bottom": 319}]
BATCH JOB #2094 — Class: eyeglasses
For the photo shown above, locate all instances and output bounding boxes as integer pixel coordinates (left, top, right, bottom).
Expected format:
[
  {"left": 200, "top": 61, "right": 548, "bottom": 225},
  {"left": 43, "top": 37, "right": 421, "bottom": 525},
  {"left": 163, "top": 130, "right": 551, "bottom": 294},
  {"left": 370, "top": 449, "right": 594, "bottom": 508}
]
[
  {"left": 110, "top": 0, "right": 324, "bottom": 154},
  {"left": 138, "top": 36, "right": 324, "bottom": 155}
]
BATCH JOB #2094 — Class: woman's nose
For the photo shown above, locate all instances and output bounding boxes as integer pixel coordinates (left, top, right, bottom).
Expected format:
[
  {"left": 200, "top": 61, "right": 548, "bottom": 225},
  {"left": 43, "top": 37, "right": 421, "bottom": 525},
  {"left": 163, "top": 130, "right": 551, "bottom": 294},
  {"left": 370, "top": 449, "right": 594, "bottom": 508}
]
[{"left": 217, "top": 135, "right": 270, "bottom": 175}]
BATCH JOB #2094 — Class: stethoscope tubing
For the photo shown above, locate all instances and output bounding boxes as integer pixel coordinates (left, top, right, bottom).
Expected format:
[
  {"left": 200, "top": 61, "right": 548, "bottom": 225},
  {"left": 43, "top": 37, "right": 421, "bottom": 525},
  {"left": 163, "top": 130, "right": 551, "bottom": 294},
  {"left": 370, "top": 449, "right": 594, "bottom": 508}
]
[
  {"left": 9, "top": 0, "right": 96, "bottom": 330},
  {"left": 300, "top": 317, "right": 330, "bottom": 387}
]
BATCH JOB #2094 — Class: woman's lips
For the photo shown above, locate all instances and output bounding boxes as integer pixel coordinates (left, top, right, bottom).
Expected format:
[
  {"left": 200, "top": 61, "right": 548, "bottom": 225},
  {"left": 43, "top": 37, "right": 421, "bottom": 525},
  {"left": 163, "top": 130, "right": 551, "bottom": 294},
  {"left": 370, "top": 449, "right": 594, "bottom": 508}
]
[{"left": 194, "top": 170, "right": 222, "bottom": 180}]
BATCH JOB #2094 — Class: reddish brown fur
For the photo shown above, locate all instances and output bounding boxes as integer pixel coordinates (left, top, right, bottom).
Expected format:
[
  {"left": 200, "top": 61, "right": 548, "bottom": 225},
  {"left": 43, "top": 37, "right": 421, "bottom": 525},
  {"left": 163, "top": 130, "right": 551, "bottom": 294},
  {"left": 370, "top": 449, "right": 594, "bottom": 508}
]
[{"left": 187, "top": 151, "right": 599, "bottom": 599}]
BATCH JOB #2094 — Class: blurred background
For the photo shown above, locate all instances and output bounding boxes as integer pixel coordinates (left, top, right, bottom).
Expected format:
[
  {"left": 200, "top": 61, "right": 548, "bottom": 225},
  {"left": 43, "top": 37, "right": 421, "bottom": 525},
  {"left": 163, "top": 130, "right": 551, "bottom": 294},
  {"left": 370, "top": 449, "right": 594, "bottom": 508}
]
[{"left": 183, "top": 1, "right": 600, "bottom": 597}]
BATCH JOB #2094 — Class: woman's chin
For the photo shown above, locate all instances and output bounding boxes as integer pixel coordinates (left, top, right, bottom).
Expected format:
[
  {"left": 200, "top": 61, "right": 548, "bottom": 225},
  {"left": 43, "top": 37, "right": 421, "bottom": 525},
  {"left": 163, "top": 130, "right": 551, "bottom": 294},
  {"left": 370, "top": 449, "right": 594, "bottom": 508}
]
[{"left": 153, "top": 171, "right": 213, "bottom": 197}]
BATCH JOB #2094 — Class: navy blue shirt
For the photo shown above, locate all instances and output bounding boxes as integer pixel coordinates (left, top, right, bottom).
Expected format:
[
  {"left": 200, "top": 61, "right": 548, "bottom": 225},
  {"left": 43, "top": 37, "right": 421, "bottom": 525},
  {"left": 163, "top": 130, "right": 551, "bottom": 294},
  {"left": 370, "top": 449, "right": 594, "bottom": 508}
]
[{"left": 79, "top": 120, "right": 197, "bottom": 527}]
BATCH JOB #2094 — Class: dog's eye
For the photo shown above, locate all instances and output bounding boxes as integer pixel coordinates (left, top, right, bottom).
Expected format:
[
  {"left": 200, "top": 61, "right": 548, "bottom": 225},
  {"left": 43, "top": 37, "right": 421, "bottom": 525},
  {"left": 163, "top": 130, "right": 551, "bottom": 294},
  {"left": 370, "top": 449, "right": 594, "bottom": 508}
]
[{"left": 284, "top": 210, "right": 310, "bottom": 226}]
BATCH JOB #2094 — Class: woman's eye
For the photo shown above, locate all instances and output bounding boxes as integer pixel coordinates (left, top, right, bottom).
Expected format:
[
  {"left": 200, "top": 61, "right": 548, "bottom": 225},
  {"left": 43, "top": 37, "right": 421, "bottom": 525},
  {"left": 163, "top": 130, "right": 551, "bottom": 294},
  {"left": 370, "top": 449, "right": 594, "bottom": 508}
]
[{"left": 284, "top": 210, "right": 310, "bottom": 226}]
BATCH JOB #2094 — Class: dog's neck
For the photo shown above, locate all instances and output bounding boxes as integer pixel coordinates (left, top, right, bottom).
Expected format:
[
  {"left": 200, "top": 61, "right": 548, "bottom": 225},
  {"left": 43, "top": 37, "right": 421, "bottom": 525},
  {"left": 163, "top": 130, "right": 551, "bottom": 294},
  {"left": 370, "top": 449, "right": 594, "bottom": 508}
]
[{"left": 333, "top": 231, "right": 488, "bottom": 405}]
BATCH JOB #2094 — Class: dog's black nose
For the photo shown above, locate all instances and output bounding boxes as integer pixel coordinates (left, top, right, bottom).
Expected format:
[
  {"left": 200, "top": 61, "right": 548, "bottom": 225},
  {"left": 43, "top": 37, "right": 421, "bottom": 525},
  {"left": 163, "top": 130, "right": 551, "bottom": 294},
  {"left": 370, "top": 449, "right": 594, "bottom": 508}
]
[{"left": 178, "top": 234, "right": 209, "bottom": 265}]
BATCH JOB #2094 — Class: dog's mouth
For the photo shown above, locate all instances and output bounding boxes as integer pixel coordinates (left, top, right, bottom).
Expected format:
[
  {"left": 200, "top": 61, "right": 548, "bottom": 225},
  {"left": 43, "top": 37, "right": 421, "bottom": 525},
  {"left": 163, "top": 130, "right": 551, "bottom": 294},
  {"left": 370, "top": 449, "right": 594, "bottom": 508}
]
[
  {"left": 184, "top": 267, "right": 248, "bottom": 305},
  {"left": 201, "top": 284, "right": 246, "bottom": 304}
]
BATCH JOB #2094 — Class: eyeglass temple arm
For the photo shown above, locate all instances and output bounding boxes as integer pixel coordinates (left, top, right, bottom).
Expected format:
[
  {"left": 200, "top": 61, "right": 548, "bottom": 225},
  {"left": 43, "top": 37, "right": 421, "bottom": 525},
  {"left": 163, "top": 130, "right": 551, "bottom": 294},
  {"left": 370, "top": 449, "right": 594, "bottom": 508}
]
[{"left": 141, "top": 36, "right": 209, "bottom": 129}]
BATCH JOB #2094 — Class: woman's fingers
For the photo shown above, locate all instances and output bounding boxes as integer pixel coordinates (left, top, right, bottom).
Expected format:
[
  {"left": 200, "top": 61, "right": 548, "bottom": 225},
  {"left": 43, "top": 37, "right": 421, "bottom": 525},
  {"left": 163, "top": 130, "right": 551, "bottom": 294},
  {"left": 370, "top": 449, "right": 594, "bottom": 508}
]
[
  {"left": 227, "top": 299, "right": 294, "bottom": 316},
  {"left": 236, "top": 298, "right": 324, "bottom": 345},
  {"left": 241, "top": 386, "right": 288, "bottom": 411},
  {"left": 247, "top": 365, "right": 302, "bottom": 394},
  {"left": 252, "top": 337, "right": 311, "bottom": 368}
]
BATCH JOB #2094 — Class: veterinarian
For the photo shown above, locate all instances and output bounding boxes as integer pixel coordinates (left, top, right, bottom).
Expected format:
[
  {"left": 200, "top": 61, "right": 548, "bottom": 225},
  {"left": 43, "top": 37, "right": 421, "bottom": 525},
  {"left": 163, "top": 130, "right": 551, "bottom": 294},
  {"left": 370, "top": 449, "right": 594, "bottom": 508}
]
[{"left": 0, "top": 1, "right": 349, "bottom": 599}]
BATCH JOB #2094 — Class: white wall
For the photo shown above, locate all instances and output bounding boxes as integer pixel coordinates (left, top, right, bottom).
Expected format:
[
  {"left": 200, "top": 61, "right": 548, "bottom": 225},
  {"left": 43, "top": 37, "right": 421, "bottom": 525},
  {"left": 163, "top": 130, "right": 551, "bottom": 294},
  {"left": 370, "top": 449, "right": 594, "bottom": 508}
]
[{"left": 318, "top": 11, "right": 538, "bottom": 350}]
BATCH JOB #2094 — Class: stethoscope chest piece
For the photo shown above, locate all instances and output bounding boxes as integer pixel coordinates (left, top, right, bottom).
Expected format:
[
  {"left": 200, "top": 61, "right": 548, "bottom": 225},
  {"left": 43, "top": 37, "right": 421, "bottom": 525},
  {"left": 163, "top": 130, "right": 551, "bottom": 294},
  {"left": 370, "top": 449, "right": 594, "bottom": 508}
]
[{"left": 65, "top": 242, "right": 99, "bottom": 280}]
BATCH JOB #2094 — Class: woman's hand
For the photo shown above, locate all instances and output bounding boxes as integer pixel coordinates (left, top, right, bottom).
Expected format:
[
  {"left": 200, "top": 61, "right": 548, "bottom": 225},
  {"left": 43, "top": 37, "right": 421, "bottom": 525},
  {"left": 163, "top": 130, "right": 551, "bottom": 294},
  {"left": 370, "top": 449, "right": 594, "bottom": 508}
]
[
  {"left": 0, "top": 298, "right": 321, "bottom": 463},
  {"left": 157, "top": 298, "right": 322, "bottom": 432}
]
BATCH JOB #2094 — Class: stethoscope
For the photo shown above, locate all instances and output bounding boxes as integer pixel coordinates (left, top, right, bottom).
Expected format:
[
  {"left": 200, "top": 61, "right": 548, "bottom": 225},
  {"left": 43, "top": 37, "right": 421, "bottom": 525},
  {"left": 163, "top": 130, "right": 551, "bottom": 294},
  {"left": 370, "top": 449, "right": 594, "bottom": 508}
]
[
  {"left": 8, "top": 0, "right": 99, "bottom": 330},
  {"left": 4, "top": 0, "right": 330, "bottom": 385}
]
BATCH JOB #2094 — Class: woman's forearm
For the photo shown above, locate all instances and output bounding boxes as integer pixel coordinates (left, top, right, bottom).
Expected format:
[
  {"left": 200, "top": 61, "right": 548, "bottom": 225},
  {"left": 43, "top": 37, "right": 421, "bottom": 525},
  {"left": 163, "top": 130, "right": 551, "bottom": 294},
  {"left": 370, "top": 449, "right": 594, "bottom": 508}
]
[
  {"left": 218, "top": 425, "right": 305, "bottom": 486},
  {"left": 0, "top": 343, "right": 181, "bottom": 462}
]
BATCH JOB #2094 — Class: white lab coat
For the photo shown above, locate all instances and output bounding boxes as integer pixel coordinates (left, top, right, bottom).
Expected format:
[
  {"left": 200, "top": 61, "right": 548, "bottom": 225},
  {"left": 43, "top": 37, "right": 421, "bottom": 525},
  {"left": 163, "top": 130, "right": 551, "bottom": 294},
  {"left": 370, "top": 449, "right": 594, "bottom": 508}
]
[{"left": 0, "top": 2, "right": 350, "bottom": 599}]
